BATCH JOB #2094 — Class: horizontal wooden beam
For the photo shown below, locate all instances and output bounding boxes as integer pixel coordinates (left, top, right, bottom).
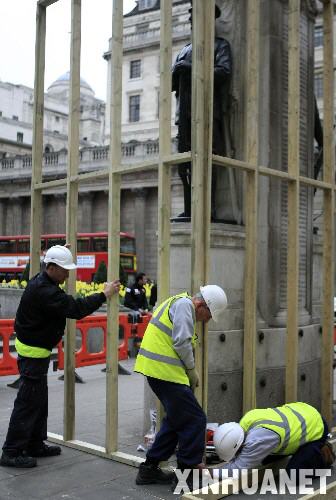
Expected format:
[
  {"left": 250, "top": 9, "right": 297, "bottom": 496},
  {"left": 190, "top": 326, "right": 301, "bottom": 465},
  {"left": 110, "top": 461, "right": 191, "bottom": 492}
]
[
  {"left": 299, "top": 175, "right": 334, "bottom": 191},
  {"left": 47, "top": 432, "right": 144, "bottom": 467},
  {"left": 37, "top": 0, "right": 59, "bottom": 6}
]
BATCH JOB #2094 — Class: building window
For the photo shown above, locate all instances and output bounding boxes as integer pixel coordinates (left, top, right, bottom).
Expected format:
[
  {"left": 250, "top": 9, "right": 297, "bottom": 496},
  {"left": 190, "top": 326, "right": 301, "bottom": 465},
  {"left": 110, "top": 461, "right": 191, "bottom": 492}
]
[
  {"left": 138, "top": 0, "right": 155, "bottom": 10},
  {"left": 314, "top": 74, "right": 323, "bottom": 99},
  {"left": 129, "top": 95, "right": 140, "bottom": 122},
  {"left": 137, "top": 22, "right": 149, "bottom": 33},
  {"left": 314, "top": 26, "right": 323, "bottom": 48},
  {"left": 130, "top": 60, "right": 141, "bottom": 79},
  {"left": 55, "top": 116, "right": 60, "bottom": 122},
  {"left": 17, "top": 132, "right": 23, "bottom": 143},
  {"left": 0, "top": 111, "right": 2, "bottom": 117},
  {"left": 12, "top": 115, "right": 18, "bottom": 121}
]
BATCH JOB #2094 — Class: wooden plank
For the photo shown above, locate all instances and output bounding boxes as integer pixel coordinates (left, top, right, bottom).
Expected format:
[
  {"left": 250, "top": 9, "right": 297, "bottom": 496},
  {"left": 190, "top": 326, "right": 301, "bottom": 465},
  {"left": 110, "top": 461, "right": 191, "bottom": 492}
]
[
  {"left": 38, "top": 0, "right": 59, "bottom": 7},
  {"left": 181, "top": 458, "right": 288, "bottom": 499},
  {"left": 299, "top": 481, "right": 336, "bottom": 500},
  {"left": 321, "top": 0, "right": 335, "bottom": 425},
  {"left": 285, "top": 0, "right": 300, "bottom": 403},
  {"left": 105, "top": 0, "right": 123, "bottom": 455},
  {"left": 155, "top": 0, "right": 173, "bottom": 429},
  {"left": 157, "top": 0, "right": 172, "bottom": 305},
  {"left": 63, "top": 0, "right": 81, "bottom": 442},
  {"left": 47, "top": 433, "right": 143, "bottom": 466},
  {"left": 29, "top": 3, "right": 46, "bottom": 277},
  {"left": 190, "top": 0, "right": 213, "bottom": 409},
  {"left": 242, "top": 0, "right": 259, "bottom": 414}
]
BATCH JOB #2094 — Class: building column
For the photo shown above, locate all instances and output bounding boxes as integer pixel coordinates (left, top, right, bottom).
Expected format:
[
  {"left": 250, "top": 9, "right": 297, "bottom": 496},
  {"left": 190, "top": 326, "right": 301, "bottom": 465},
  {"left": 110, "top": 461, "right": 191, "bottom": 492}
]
[
  {"left": 133, "top": 188, "right": 146, "bottom": 273},
  {"left": 78, "top": 192, "right": 93, "bottom": 232},
  {"left": 6, "top": 198, "right": 23, "bottom": 235},
  {"left": 0, "top": 199, "right": 6, "bottom": 235},
  {"left": 55, "top": 194, "right": 66, "bottom": 234}
]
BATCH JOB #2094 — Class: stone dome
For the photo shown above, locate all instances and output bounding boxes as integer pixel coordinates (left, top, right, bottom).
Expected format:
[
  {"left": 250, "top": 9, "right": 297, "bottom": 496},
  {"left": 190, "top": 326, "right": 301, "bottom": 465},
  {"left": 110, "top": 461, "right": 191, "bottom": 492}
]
[{"left": 47, "top": 71, "right": 95, "bottom": 98}]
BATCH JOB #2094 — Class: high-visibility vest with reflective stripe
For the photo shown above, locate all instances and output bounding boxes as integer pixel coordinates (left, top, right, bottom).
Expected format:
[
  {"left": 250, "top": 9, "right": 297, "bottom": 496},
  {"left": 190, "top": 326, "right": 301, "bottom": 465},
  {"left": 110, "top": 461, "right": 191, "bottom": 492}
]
[
  {"left": 240, "top": 402, "right": 324, "bottom": 456},
  {"left": 134, "top": 292, "right": 197, "bottom": 385},
  {"left": 15, "top": 338, "right": 51, "bottom": 358}
]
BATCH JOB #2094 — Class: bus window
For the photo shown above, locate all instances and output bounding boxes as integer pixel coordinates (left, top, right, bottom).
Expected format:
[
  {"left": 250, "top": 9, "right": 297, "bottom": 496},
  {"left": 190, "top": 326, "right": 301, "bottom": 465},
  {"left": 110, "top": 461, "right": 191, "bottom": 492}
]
[
  {"left": 17, "top": 239, "right": 30, "bottom": 253},
  {"left": 120, "top": 256, "right": 134, "bottom": 270},
  {"left": 0, "top": 239, "right": 16, "bottom": 253},
  {"left": 47, "top": 237, "right": 66, "bottom": 247},
  {"left": 92, "top": 237, "right": 107, "bottom": 252},
  {"left": 77, "top": 238, "right": 90, "bottom": 252},
  {"left": 120, "top": 237, "right": 135, "bottom": 254}
]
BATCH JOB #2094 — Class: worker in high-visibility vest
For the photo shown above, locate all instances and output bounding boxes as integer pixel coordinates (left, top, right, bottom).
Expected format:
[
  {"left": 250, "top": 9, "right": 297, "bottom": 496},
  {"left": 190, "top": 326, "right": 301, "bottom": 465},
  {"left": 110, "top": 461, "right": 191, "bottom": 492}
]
[
  {"left": 134, "top": 285, "right": 228, "bottom": 486},
  {"left": 0, "top": 246, "right": 120, "bottom": 469},
  {"left": 212, "top": 402, "right": 335, "bottom": 480}
]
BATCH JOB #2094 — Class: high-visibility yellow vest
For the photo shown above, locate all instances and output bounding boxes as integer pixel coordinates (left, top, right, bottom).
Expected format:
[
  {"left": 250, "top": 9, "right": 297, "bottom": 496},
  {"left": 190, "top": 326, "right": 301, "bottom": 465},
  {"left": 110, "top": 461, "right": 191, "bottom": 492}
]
[
  {"left": 240, "top": 402, "right": 325, "bottom": 455},
  {"left": 15, "top": 338, "right": 51, "bottom": 358},
  {"left": 134, "top": 292, "right": 197, "bottom": 385},
  {"left": 144, "top": 282, "right": 153, "bottom": 300}
]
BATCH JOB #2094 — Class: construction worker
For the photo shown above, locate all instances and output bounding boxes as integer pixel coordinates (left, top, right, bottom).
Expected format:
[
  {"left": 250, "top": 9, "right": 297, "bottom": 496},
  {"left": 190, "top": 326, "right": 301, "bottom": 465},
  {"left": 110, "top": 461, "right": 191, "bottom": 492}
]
[
  {"left": 124, "top": 272, "right": 148, "bottom": 313},
  {"left": 0, "top": 245, "right": 120, "bottom": 469},
  {"left": 134, "top": 285, "right": 228, "bottom": 486},
  {"left": 213, "top": 402, "right": 335, "bottom": 479}
]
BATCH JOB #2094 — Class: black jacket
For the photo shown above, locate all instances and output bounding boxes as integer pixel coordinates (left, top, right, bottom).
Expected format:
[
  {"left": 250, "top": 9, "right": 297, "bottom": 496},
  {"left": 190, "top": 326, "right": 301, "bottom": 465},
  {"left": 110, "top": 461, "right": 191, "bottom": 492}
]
[
  {"left": 124, "top": 283, "right": 148, "bottom": 311},
  {"left": 15, "top": 272, "right": 106, "bottom": 351},
  {"left": 172, "top": 37, "right": 232, "bottom": 155}
]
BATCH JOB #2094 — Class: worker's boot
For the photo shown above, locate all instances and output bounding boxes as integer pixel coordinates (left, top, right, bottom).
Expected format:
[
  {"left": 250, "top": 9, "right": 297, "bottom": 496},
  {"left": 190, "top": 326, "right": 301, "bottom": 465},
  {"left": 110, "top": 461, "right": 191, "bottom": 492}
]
[
  {"left": 0, "top": 451, "right": 37, "bottom": 468},
  {"left": 136, "top": 460, "right": 175, "bottom": 485},
  {"left": 27, "top": 443, "right": 62, "bottom": 457}
]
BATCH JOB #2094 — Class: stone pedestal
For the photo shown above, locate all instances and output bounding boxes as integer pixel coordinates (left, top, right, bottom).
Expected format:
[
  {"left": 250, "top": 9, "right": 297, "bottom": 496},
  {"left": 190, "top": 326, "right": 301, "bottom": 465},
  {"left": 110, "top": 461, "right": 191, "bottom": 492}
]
[{"left": 169, "top": 224, "right": 322, "bottom": 423}]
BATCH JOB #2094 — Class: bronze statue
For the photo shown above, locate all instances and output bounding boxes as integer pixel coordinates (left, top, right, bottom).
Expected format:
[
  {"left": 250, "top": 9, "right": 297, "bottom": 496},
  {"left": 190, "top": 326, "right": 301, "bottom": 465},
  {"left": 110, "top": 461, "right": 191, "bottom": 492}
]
[{"left": 172, "top": 3, "right": 232, "bottom": 221}]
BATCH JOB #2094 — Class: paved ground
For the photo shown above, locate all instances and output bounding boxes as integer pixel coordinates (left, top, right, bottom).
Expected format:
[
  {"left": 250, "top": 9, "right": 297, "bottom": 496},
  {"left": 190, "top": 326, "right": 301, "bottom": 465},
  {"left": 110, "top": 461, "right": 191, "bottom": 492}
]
[{"left": 0, "top": 359, "right": 336, "bottom": 499}]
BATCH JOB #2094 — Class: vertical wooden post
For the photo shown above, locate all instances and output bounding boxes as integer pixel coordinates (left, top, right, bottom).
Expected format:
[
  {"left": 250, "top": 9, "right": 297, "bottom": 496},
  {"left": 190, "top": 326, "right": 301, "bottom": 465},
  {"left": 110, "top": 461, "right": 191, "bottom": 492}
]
[
  {"left": 30, "top": 3, "right": 46, "bottom": 277},
  {"left": 157, "top": 0, "right": 172, "bottom": 304},
  {"left": 155, "top": 0, "right": 173, "bottom": 429},
  {"left": 63, "top": 0, "right": 81, "bottom": 441},
  {"left": 242, "top": 0, "right": 260, "bottom": 414},
  {"left": 285, "top": 0, "right": 300, "bottom": 403},
  {"left": 190, "top": 0, "right": 214, "bottom": 408},
  {"left": 105, "top": 0, "right": 123, "bottom": 454},
  {"left": 321, "top": 0, "right": 335, "bottom": 424}
]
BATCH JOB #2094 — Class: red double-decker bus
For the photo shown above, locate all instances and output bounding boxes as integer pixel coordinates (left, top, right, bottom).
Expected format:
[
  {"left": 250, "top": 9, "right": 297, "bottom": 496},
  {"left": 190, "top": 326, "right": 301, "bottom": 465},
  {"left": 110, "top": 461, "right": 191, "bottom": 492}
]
[{"left": 0, "top": 232, "right": 136, "bottom": 282}]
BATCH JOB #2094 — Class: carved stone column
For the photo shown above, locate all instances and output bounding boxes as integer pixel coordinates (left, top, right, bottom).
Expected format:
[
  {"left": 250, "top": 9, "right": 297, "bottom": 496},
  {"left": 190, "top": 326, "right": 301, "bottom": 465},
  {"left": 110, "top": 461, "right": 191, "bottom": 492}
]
[
  {"left": 6, "top": 198, "right": 23, "bottom": 235},
  {"left": 0, "top": 199, "right": 6, "bottom": 235},
  {"left": 133, "top": 189, "right": 146, "bottom": 273},
  {"left": 78, "top": 192, "right": 93, "bottom": 232}
]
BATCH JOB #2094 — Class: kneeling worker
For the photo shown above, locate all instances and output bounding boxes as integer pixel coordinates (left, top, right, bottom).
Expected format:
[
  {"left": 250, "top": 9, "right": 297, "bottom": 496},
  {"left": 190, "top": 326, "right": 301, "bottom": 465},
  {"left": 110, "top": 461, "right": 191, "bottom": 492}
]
[
  {"left": 0, "top": 245, "right": 120, "bottom": 468},
  {"left": 213, "top": 402, "right": 334, "bottom": 478},
  {"left": 134, "top": 285, "right": 228, "bottom": 486}
]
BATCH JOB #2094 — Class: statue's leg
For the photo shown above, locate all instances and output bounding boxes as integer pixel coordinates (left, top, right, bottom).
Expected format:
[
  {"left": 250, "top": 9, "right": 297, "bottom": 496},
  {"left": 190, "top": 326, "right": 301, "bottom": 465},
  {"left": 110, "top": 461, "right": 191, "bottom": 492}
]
[
  {"left": 178, "top": 162, "right": 192, "bottom": 217},
  {"left": 211, "top": 165, "right": 217, "bottom": 221}
]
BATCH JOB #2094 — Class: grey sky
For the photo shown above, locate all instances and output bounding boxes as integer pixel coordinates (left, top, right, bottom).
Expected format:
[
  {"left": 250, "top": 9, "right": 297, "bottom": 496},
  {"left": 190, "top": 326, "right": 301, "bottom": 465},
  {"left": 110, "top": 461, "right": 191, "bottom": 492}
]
[{"left": 0, "top": 0, "right": 137, "bottom": 101}]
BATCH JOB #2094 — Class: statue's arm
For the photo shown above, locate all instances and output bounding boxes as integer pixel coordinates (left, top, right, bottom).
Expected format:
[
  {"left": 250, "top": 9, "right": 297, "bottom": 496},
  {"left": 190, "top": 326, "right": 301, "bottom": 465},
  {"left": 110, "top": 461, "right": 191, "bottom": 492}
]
[{"left": 214, "top": 39, "right": 232, "bottom": 85}]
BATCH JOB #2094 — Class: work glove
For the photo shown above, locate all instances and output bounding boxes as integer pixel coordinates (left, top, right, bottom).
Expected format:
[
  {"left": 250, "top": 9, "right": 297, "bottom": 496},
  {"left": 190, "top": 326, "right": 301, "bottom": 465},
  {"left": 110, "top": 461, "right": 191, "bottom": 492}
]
[
  {"left": 320, "top": 442, "right": 336, "bottom": 466},
  {"left": 187, "top": 367, "right": 199, "bottom": 390}
]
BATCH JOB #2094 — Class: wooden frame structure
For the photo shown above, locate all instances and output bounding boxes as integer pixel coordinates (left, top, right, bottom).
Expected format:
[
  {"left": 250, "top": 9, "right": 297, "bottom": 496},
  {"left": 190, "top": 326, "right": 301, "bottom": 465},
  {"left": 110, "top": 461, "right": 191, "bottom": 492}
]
[{"left": 30, "top": 0, "right": 335, "bottom": 473}]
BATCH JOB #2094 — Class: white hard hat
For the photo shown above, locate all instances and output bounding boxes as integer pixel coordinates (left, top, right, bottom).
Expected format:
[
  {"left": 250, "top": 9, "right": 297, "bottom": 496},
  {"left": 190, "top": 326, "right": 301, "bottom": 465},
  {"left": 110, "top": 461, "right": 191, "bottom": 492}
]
[
  {"left": 44, "top": 245, "right": 77, "bottom": 270},
  {"left": 213, "top": 422, "right": 244, "bottom": 462},
  {"left": 200, "top": 285, "right": 227, "bottom": 322}
]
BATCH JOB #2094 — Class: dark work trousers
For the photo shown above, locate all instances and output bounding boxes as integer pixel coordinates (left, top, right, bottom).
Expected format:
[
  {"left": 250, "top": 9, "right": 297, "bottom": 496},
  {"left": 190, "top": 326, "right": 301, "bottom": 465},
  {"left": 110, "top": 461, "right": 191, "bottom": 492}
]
[
  {"left": 263, "top": 419, "right": 329, "bottom": 478},
  {"left": 2, "top": 355, "right": 50, "bottom": 455},
  {"left": 286, "top": 419, "right": 329, "bottom": 474},
  {"left": 146, "top": 376, "right": 207, "bottom": 466}
]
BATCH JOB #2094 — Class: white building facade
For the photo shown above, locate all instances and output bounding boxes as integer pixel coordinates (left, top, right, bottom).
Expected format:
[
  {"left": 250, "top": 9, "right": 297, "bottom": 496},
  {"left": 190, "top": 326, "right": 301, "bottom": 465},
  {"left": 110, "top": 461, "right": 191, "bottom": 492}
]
[{"left": 0, "top": 72, "right": 106, "bottom": 159}]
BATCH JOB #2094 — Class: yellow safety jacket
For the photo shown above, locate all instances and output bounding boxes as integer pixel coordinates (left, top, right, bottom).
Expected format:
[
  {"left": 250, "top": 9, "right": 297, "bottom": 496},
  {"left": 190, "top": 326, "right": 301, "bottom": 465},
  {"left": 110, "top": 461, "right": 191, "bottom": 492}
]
[
  {"left": 15, "top": 338, "right": 51, "bottom": 358},
  {"left": 134, "top": 292, "right": 197, "bottom": 385},
  {"left": 240, "top": 402, "right": 325, "bottom": 455}
]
